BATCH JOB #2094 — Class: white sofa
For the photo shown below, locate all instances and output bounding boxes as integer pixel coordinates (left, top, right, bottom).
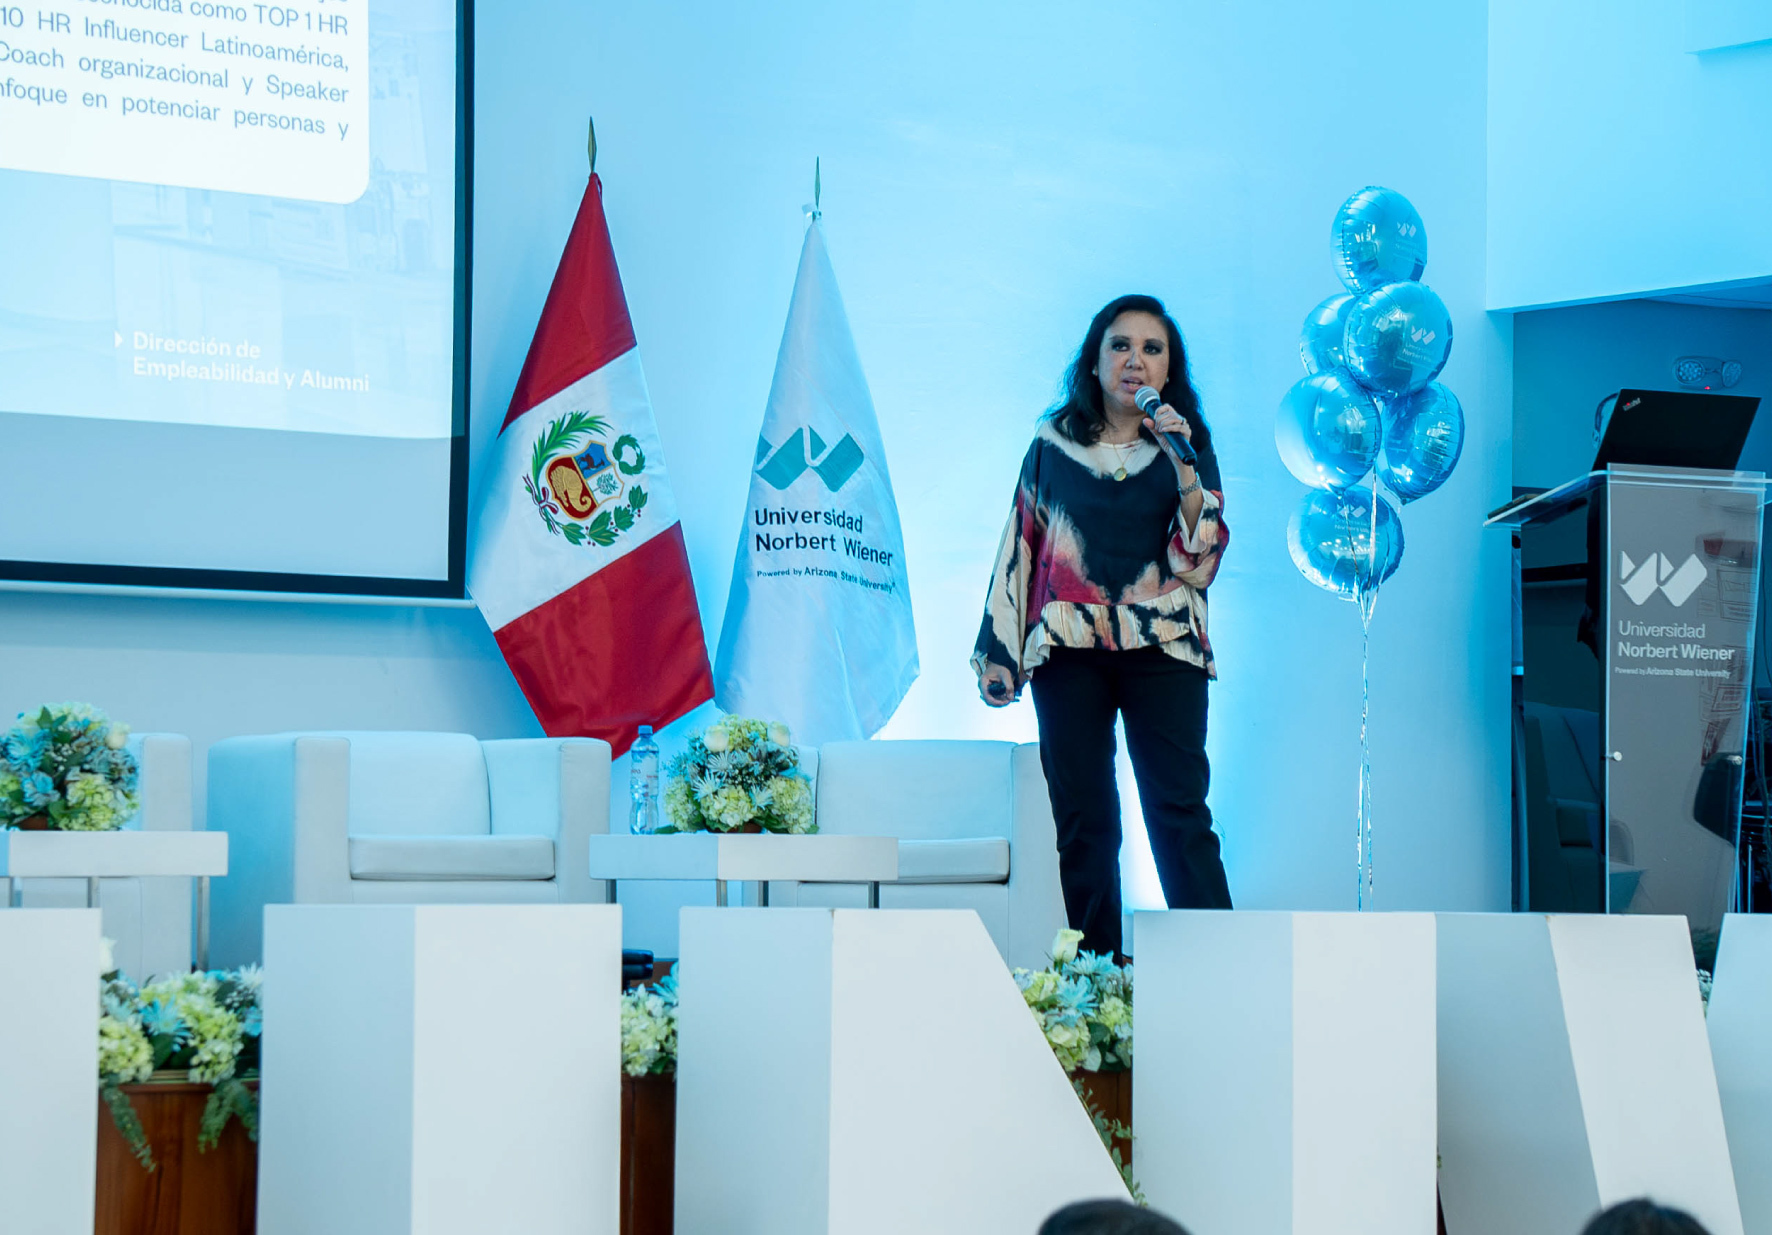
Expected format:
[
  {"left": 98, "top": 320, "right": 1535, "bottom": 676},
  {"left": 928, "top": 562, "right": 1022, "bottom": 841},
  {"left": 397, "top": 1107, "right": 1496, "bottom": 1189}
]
[
  {"left": 767, "top": 740, "right": 1067, "bottom": 973},
  {"left": 207, "top": 732, "right": 610, "bottom": 968},
  {"left": 15, "top": 733, "right": 195, "bottom": 980}
]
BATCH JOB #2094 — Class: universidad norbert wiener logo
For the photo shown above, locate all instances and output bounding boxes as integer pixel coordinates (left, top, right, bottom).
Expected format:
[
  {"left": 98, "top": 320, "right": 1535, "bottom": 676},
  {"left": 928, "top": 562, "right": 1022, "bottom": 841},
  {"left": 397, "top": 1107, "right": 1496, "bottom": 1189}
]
[
  {"left": 755, "top": 427, "right": 864, "bottom": 492},
  {"left": 524, "top": 412, "right": 648, "bottom": 548},
  {"left": 1618, "top": 550, "right": 1707, "bottom": 607}
]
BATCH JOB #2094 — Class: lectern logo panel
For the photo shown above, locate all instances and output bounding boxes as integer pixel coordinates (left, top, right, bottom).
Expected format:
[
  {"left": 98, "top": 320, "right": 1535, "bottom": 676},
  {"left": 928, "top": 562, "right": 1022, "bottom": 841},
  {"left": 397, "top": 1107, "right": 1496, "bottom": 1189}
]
[{"left": 1619, "top": 551, "right": 1707, "bottom": 607}]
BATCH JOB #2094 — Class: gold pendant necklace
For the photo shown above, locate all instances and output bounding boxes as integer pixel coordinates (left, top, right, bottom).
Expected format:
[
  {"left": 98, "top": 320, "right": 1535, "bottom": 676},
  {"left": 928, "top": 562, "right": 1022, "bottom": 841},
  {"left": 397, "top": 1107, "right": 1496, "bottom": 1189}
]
[{"left": 1109, "top": 440, "right": 1132, "bottom": 481}]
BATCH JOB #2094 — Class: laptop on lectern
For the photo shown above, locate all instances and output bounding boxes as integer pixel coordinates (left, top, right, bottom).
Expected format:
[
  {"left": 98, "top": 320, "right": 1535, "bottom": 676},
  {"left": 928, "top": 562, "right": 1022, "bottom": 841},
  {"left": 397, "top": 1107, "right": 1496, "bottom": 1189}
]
[
  {"left": 1485, "top": 388, "right": 1763, "bottom": 524},
  {"left": 1592, "top": 388, "right": 1760, "bottom": 471}
]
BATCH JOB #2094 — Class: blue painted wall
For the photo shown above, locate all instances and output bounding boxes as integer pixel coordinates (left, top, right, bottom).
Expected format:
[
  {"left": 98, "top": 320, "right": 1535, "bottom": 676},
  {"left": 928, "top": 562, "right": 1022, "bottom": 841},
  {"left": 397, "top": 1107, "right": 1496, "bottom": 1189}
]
[{"left": 1488, "top": 0, "right": 1772, "bottom": 309}]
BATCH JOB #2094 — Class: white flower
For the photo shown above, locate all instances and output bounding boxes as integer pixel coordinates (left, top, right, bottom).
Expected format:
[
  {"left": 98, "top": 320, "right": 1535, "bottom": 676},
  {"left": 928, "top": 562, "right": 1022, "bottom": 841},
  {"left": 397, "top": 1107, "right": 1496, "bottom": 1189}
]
[
  {"left": 765, "top": 776, "right": 814, "bottom": 834},
  {"left": 98, "top": 1013, "right": 153, "bottom": 1084},
  {"left": 99, "top": 936, "right": 116, "bottom": 976},
  {"left": 767, "top": 722, "right": 792, "bottom": 747},
  {"left": 703, "top": 726, "right": 729, "bottom": 754},
  {"left": 1051, "top": 929, "right": 1084, "bottom": 966},
  {"left": 105, "top": 726, "right": 129, "bottom": 750},
  {"left": 703, "top": 786, "right": 756, "bottom": 829},
  {"left": 620, "top": 976, "right": 679, "bottom": 1076},
  {"left": 663, "top": 778, "right": 699, "bottom": 828}
]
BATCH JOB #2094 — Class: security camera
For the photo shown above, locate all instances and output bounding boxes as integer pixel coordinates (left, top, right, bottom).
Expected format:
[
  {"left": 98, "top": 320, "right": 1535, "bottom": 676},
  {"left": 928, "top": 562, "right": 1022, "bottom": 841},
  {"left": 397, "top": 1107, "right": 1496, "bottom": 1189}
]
[{"left": 1673, "top": 357, "right": 1743, "bottom": 390}]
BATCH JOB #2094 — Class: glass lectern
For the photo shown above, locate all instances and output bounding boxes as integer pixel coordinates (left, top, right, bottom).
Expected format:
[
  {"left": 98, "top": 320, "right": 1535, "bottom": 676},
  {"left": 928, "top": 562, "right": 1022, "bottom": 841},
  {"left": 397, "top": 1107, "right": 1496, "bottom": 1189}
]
[{"left": 1490, "top": 465, "right": 1766, "bottom": 957}]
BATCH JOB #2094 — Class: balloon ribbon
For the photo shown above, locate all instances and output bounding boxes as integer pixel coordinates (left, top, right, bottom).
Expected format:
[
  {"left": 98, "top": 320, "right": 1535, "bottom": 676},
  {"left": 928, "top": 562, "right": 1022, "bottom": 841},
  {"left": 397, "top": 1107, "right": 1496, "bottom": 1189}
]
[{"left": 1356, "top": 491, "right": 1379, "bottom": 910}]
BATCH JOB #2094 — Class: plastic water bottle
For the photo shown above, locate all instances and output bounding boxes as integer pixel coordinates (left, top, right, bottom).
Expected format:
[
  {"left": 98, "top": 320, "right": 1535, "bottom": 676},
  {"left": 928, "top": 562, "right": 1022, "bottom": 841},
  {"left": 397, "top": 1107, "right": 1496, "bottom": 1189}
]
[{"left": 629, "top": 725, "right": 660, "bottom": 835}]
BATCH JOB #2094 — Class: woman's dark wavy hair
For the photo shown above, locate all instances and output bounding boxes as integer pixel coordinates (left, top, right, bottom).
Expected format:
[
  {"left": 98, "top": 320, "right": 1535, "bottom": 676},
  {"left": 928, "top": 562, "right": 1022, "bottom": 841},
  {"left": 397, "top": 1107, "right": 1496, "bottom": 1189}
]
[{"left": 1049, "top": 293, "right": 1211, "bottom": 455}]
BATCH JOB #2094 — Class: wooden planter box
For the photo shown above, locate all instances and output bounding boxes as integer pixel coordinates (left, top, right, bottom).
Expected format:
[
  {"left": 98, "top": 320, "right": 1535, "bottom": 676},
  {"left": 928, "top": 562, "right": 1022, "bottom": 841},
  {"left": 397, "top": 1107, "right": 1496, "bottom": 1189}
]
[
  {"left": 94, "top": 1072, "right": 675, "bottom": 1234},
  {"left": 96, "top": 1078, "right": 258, "bottom": 1235},
  {"left": 620, "top": 1073, "right": 676, "bottom": 1235},
  {"left": 1074, "top": 1068, "right": 1132, "bottom": 1166}
]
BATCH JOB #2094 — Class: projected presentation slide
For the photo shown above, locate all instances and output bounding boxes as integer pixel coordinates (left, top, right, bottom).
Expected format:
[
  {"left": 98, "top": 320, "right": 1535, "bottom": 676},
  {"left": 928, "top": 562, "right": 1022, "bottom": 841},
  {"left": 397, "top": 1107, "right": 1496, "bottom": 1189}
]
[{"left": 0, "top": 0, "right": 465, "bottom": 588}]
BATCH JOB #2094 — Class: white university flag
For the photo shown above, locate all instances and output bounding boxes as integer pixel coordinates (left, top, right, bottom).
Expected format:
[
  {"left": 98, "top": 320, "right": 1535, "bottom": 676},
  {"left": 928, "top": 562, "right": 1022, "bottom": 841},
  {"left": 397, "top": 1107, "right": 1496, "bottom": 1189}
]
[{"left": 715, "top": 218, "right": 918, "bottom": 744}]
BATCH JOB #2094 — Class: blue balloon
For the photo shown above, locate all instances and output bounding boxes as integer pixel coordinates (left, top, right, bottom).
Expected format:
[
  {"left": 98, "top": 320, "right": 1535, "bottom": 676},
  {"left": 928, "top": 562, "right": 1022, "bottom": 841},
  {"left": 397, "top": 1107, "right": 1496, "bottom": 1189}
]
[
  {"left": 1299, "top": 293, "right": 1355, "bottom": 375},
  {"left": 1287, "top": 486, "right": 1404, "bottom": 601},
  {"left": 1378, "top": 382, "right": 1465, "bottom": 503},
  {"left": 1275, "top": 369, "right": 1382, "bottom": 491},
  {"left": 1332, "top": 186, "right": 1427, "bottom": 292},
  {"left": 1343, "top": 281, "right": 1453, "bottom": 397}
]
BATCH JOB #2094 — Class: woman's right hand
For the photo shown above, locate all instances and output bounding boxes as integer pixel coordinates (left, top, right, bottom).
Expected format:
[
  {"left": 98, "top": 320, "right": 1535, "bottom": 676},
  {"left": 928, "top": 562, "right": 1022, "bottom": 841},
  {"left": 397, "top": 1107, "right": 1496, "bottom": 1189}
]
[{"left": 978, "top": 663, "right": 1016, "bottom": 707}]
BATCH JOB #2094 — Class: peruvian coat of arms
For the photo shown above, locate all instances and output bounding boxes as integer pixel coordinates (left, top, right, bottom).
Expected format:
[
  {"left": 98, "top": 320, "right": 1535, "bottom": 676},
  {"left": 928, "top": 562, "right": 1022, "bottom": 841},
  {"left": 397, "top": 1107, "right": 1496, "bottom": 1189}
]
[{"left": 523, "top": 412, "right": 648, "bottom": 547}]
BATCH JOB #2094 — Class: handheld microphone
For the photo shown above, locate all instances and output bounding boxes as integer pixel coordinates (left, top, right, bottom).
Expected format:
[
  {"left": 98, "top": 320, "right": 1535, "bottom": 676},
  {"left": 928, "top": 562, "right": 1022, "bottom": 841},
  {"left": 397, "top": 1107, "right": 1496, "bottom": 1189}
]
[{"left": 1134, "top": 386, "right": 1197, "bottom": 466}]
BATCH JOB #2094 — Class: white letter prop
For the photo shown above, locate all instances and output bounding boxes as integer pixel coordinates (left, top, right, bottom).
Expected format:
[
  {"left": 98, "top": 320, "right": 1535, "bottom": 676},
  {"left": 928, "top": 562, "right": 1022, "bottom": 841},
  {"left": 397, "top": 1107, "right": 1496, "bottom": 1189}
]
[
  {"left": 1437, "top": 913, "right": 1741, "bottom": 1235},
  {"left": 675, "top": 908, "right": 1127, "bottom": 1234},
  {"left": 257, "top": 905, "right": 622, "bottom": 1235},
  {"left": 1708, "top": 914, "right": 1772, "bottom": 1235},
  {"left": 1133, "top": 911, "right": 1438, "bottom": 1235},
  {"left": 0, "top": 909, "right": 100, "bottom": 1235}
]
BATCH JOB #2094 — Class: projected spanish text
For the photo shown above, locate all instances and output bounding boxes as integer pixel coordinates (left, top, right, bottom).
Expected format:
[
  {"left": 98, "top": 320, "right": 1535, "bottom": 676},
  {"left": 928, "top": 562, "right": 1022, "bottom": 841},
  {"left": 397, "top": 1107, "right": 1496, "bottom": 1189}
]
[{"left": 0, "top": 0, "right": 369, "bottom": 204}]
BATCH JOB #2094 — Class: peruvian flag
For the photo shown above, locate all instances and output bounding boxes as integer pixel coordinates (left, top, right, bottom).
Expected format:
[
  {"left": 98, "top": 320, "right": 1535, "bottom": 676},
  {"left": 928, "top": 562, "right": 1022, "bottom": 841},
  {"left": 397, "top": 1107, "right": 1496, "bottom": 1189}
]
[{"left": 469, "top": 175, "right": 713, "bottom": 757}]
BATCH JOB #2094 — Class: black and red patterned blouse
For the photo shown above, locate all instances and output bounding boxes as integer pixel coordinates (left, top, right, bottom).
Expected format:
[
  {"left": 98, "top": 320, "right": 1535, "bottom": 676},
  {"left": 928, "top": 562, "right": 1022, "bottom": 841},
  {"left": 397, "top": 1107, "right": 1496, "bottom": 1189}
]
[{"left": 971, "top": 421, "right": 1228, "bottom": 686}]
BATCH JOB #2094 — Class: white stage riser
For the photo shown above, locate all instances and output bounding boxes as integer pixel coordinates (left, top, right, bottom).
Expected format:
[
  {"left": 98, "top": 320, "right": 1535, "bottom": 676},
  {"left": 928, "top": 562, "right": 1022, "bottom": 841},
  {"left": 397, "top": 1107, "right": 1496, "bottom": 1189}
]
[
  {"left": 1437, "top": 913, "right": 1741, "bottom": 1235},
  {"left": 0, "top": 909, "right": 101, "bottom": 1235},
  {"left": 1134, "top": 911, "right": 1439, "bottom": 1235},
  {"left": 7, "top": 902, "right": 1759, "bottom": 1233},
  {"left": 256, "top": 905, "right": 622, "bottom": 1235},
  {"left": 675, "top": 908, "right": 1127, "bottom": 1235},
  {"left": 1709, "top": 914, "right": 1772, "bottom": 1235}
]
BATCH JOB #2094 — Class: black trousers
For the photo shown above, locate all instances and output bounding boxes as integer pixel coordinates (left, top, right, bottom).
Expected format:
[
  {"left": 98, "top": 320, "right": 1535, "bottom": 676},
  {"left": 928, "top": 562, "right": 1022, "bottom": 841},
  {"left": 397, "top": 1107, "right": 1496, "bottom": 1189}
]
[{"left": 1029, "top": 645, "right": 1232, "bottom": 958}]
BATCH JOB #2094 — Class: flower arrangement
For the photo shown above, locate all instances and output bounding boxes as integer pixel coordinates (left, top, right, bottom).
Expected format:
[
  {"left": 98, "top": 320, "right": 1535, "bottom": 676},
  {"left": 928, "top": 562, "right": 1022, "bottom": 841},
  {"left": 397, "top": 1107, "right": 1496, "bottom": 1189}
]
[
  {"left": 621, "top": 973, "right": 679, "bottom": 1077},
  {"left": 1, "top": 703, "right": 139, "bottom": 831},
  {"left": 99, "top": 949, "right": 263, "bottom": 1170},
  {"left": 661, "top": 716, "right": 815, "bottom": 834},
  {"left": 1013, "top": 929, "right": 1133, "bottom": 1074},
  {"left": 1016, "top": 928, "right": 1138, "bottom": 1196}
]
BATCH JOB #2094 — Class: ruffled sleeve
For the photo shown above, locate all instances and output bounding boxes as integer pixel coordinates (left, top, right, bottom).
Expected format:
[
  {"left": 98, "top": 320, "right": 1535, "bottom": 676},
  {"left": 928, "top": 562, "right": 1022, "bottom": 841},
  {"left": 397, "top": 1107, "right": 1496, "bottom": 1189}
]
[
  {"left": 971, "top": 440, "right": 1044, "bottom": 688},
  {"left": 1169, "top": 439, "right": 1228, "bottom": 590}
]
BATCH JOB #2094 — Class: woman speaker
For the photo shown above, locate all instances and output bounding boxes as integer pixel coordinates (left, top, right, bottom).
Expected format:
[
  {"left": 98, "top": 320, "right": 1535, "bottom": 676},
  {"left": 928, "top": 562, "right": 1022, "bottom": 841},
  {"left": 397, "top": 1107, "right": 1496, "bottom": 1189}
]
[{"left": 972, "top": 294, "right": 1232, "bottom": 959}]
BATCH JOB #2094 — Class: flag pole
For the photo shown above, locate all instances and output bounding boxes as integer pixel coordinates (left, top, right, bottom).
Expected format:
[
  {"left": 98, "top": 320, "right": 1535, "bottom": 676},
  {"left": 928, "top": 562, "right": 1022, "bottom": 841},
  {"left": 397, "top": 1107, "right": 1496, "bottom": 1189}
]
[
  {"left": 811, "top": 156, "right": 821, "bottom": 220},
  {"left": 587, "top": 116, "right": 598, "bottom": 172}
]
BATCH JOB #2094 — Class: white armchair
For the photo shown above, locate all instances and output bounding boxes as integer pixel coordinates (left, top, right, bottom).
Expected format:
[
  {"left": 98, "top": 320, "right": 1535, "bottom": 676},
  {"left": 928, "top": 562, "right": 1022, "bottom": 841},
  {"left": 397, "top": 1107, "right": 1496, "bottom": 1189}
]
[
  {"left": 207, "top": 732, "right": 610, "bottom": 968},
  {"left": 16, "top": 733, "right": 194, "bottom": 980},
  {"left": 770, "top": 740, "right": 1067, "bottom": 972}
]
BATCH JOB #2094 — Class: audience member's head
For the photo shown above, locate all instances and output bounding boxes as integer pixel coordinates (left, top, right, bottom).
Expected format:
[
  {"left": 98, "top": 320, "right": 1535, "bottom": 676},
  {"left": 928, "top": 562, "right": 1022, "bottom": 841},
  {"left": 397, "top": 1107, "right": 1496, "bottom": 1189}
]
[
  {"left": 1039, "top": 1199, "right": 1192, "bottom": 1235},
  {"left": 1581, "top": 1200, "right": 1713, "bottom": 1235}
]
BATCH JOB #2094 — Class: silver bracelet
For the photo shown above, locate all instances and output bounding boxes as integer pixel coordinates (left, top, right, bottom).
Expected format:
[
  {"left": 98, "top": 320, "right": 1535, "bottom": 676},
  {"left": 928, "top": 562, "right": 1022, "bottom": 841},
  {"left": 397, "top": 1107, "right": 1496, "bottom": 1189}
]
[{"left": 1178, "top": 477, "right": 1201, "bottom": 497}]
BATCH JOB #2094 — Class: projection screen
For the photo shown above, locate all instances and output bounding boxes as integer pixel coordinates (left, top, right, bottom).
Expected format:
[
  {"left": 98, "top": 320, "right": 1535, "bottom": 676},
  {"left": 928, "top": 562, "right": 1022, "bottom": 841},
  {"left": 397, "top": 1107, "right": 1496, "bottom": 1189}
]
[{"left": 0, "top": 0, "right": 471, "bottom": 598}]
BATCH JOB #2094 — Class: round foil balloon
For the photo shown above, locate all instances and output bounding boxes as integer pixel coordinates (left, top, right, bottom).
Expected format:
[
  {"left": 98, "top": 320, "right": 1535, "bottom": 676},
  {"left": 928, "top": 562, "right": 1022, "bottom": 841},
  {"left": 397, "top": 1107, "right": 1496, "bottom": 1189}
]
[
  {"left": 1287, "top": 485, "right": 1404, "bottom": 601},
  {"left": 1378, "top": 382, "right": 1465, "bottom": 503},
  {"left": 1343, "top": 281, "right": 1453, "bottom": 397},
  {"left": 1331, "top": 186, "right": 1427, "bottom": 292},
  {"left": 1299, "top": 293, "right": 1355, "bottom": 375},
  {"left": 1275, "top": 369, "right": 1383, "bottom": 491}
]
